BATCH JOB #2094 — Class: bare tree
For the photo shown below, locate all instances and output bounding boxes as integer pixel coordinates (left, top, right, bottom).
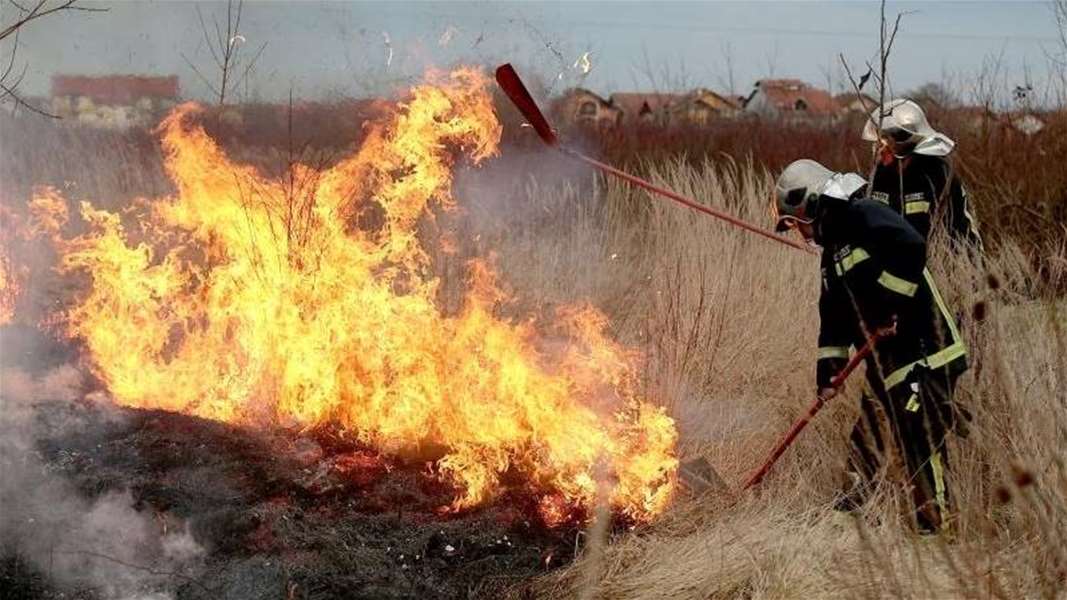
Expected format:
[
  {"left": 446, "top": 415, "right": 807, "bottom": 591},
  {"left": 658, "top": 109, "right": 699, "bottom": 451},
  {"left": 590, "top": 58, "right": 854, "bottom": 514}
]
[
  {"left": 763, "top": 41, "right": 781, "bottom": 79},
  {"left": 969, "top": 47, "right": 1008, "bottom": 113},
  {"left": 0, "top": 0, "right": 105, "bottom": 117},
  {"left": 630, "top": 45, "right": 694, "bottom": 93},
  {"left": 1048, "top": 0, "right": 1067, "bottom": 105},
  {"left": 1054, "top": 0, "right": 1067, "bottom": 62},
  {"left": 715, "top": 41, "right": 737, "bottom": 97},
  {"left": 839, "top": 0, "right": 908, "bottom": 178},
  {"left": 907, "top": 82, "right": 960, "bottom": 109},
  {"left": 817, "top": 56, "right": 833, "bottom": 97},
  {"left": 181, "top": 0, "right": 265, "bottom": 106}
]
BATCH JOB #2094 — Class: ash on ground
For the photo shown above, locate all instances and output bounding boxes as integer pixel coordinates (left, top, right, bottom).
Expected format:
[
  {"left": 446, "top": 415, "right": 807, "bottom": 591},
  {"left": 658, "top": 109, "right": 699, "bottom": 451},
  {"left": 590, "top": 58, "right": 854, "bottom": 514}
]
[{"left": 0, "top": 399, "right": 577, "bottom": 600}]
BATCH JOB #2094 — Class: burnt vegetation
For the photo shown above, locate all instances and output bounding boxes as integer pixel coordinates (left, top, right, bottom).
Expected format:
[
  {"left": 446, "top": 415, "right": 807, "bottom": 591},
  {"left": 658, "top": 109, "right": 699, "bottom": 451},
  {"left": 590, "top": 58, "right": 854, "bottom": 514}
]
[{"left": 1, "top": 400, "right": 581, "bottom": 600}]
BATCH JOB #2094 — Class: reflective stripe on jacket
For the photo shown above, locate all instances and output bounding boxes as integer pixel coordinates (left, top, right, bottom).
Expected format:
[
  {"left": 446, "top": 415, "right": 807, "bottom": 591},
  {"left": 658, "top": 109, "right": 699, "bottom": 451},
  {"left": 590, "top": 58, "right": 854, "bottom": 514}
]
[
  {"left": 815, "top": 197, "right": 968, "bottom": 390},
  {"left": 869, "top": 154, "right": 983, "bottom": 251}
]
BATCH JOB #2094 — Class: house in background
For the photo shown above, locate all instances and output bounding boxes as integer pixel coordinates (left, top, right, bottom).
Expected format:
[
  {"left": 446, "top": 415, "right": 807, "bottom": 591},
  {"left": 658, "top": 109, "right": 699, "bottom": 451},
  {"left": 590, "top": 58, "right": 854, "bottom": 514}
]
[
  {"left": 668, "top": 88, "right": 741, "bottom": 125},
  {"left": 744, "top": 79, "right": 838, "bottom": 120},
  {"left": 51, "top": 75, "right": 180, "bottom": 128},
  {"left": 1007, "top": 112, "right": 1046, "bottom": 136},
  {"left": 553, "top": 88, "right": 622, "bottom": 128},
  {"left": 553, "top": 87, "right": 741, "bottom": 129},
  {"left": 834, "top": 92, "right": 878, "bottom": 115},
  {"left": 609, "top": 92, "right": 681, "bottom": 125}
]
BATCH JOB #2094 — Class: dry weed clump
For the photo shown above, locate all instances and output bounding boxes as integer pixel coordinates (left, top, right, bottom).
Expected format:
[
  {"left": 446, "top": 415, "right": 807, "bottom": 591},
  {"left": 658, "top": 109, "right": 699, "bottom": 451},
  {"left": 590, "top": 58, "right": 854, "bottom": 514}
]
[
  {"left": 0, "top": 114, "right": 171, "bottom": 207},
  {"left": 498, "top": 159, "right": 1066, "bottom": 600}
]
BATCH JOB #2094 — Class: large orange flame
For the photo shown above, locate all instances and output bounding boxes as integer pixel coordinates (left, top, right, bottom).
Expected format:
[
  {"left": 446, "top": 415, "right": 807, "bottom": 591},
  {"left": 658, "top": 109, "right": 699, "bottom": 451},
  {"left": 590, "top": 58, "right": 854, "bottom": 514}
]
[
  {"left": 0, "top": 241, "right": 15, "bottom": 325},
  {"left": 1, "top": 204, "right": 30, "bottom": 325},
  {"left": 34, "top": 68, "right": 677, "bottom": 522}
]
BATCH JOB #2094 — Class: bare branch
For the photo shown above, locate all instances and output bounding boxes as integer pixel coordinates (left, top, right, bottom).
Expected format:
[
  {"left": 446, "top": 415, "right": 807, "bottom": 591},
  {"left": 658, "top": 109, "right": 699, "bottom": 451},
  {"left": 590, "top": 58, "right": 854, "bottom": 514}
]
[
  {"left": 1, "top": 1, "right": 105, "bottom": 116},
  {"left": 194, "top": 5, "right": 221, "bottom": 68},
  {"left": 232, "top": 0, "right": 243, "bottom": 46},
  {"left": 0, "top": 57, "right": 29, "bottom": 94},
  {"left": 840, "top": 54, "right": 879, "bottom": 136},
  {"left": 213, "top": 14, "right": 225, "bottom": 61},
  {"left": 181, "top": 51, "right": 221, "bottom": 98},
  {"left": 0, "top": 0, "right": 106, "bottom": 42},
  {"left": 1, "top": 80, "right": 59, "bottom": 117},
  {"left": 716, "top": 41, "right": 737, "bottom": 97},
  {"left": 186, "top": 0, "right": 253, "bottom": 106},
  {"left": 233, "top": 40, "right": 266, "bottom": 99},
  {"left": 1, "top": 27, "right": 21, "bottom": 84}
]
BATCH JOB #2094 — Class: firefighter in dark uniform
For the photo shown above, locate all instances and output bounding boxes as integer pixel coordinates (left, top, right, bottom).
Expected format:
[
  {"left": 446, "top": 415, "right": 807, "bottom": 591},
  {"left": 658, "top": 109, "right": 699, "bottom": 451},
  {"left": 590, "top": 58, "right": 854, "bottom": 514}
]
[
  {"left": 863, "top": 99, "right": 983, "bottom": 252},
  {"left": 774, "top": 159, "right": 969, "bottom": 534}
]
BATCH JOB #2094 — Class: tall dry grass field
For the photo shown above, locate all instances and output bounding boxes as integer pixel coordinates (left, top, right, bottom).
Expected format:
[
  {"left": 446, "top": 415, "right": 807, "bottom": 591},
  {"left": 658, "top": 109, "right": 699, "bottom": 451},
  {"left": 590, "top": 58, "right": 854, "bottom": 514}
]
[
  {"left": 2, "top": 111, "right": 1065, "bottom": 599},
  {"left": 497, "top": 161, "right": 1067, "bottom": 599}
]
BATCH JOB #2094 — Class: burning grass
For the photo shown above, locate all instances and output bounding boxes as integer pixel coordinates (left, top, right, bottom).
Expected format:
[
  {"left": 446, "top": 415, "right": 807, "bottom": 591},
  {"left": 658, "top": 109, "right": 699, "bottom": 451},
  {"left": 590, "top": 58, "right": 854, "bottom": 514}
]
[
  {"left": 13, "top": 68, "right": 677, "bottom": 526},
  {"left": 2, "top": 76, "right": 1065, "bottom": 599}
]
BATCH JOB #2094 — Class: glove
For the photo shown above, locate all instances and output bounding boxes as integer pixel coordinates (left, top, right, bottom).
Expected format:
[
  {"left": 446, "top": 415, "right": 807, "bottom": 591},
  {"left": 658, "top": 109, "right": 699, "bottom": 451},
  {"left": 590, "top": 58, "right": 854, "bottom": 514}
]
[{"left": 816, "top": 357, "right": 847, "bottom": 389}]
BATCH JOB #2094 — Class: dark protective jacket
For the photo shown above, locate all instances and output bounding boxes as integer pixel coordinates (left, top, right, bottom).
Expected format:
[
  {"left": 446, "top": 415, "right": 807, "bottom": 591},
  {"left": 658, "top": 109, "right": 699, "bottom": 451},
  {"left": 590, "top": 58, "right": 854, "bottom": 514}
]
[
  {"left": 869, "top": 154, "right": 983, "bottom": 251},
  {"left": 813, "top": 194, "right": 968, "bottom": 395}
]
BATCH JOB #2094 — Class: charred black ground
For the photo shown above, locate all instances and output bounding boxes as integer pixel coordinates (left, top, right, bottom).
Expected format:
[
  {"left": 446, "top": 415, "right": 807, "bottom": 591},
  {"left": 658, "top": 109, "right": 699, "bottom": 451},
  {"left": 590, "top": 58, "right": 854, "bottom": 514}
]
[{"left": 0, "top": 398, "right": 582, "bottom": 600}]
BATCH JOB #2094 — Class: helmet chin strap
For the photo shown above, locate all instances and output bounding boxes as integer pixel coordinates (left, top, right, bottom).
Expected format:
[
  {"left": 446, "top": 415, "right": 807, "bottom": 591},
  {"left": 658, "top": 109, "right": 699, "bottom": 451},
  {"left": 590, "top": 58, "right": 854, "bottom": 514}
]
[{"left": 877, "top": 139, "right": 915, "bottom": 163}]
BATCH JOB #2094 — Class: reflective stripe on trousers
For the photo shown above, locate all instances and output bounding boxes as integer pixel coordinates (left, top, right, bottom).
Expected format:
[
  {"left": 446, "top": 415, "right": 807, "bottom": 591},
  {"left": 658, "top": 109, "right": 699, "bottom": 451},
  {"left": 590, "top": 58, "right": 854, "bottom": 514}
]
[{"left": 884, "top": 269, "right": 967, "bottom": 390}]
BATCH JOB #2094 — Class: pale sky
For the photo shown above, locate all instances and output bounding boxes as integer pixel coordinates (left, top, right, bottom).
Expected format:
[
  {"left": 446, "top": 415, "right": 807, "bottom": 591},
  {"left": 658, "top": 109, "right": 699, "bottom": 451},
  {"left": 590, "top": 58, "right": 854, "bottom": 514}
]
[{"left": 8, "top": 1, "right": 1064, "bottom": 105}]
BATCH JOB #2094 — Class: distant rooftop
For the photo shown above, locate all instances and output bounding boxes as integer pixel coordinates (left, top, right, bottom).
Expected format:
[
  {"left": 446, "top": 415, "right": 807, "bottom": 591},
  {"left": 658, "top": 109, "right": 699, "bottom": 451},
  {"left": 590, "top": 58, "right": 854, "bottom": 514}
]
[{"left": 52, "top": 75, "right": 179, "bottom": 104}]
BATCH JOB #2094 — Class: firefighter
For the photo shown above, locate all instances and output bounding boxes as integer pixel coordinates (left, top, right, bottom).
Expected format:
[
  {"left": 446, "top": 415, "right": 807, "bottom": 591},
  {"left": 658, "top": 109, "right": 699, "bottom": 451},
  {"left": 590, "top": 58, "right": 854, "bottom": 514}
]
[
  {"left": 863, "top": 98, "right": 983, "bottom": 253},
  {"left": 774, "top": 158, "right": 969, "bottom": 534}
]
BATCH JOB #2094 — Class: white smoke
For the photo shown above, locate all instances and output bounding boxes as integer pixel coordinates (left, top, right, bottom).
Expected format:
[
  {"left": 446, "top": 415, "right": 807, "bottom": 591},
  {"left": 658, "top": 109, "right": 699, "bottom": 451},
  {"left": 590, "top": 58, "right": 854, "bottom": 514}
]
[{"left": 0, "top": 363, "right": 205, "bottom": 599}]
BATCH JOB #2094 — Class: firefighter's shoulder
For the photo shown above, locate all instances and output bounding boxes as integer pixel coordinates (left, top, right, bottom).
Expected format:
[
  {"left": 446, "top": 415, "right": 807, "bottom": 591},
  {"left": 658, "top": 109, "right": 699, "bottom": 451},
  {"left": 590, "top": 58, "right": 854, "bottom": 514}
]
[{"left": 843, "top": 197, "right": 925, "bottom": 244}]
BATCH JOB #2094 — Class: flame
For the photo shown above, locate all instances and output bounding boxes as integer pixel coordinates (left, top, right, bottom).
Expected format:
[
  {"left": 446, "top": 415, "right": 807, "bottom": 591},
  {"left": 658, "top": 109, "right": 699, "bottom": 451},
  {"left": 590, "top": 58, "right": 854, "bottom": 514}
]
[
  {"left": 0, "top": 203, "right": 32, "bottom": 325},
  {"left": 35, "top": 68, "right": 678, "bottom": 522},
  {"left": 0, "top": 240, "right": 15, "bottom": 325}
]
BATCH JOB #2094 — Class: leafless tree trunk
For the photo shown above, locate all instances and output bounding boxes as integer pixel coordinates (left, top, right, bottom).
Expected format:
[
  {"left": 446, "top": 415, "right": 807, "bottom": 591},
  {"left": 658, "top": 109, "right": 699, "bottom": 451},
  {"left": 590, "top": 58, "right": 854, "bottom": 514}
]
[
  {"left": 0, "top": 0, "right": 105, "bottom": 117},
  {"left": 1049, "top": 0, "right": 1067, "bottom": 106},
  {"left": 181, "top": 0, "right": 265, "bottom": 106},
  {"left": 839, "top": 0, "right": 908, "bottom": 180},
  {"left": 763, "top": 41, "right": 781, "bottom": 79},
  {"left": 716, "top": 41, "right": 737, "bottom": 97}
]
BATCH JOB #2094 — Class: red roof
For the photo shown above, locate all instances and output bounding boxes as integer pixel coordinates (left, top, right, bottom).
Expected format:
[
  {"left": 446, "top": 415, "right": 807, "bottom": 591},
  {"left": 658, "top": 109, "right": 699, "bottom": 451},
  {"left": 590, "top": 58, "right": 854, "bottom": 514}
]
[
  {"left": 609, "top": 93, "right": 683, "bottom": 118},
  {"left": 754, "top": 79, "right": 838, "bottom": 115},
  {"left": 686, "top": 88, "right": 740, "bottom": 110},
  {"left": 51, "top": 75, "right": 179, "bottom": 104},
  {"left": 834, "top": 92, "right": 877, "bottom": 108}
]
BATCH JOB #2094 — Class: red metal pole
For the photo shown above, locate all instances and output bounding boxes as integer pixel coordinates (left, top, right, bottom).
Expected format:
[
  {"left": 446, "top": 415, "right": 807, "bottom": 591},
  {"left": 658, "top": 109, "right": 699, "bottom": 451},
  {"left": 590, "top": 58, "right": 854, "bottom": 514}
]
[
  {"left": 561, "top": 148, "right": 818, "bottom": 255},
  {"left": 741, "top": 327, "right": 891, "bottom": 490},
  {"left": 494, "top": 63, "right": 816, "bottom": 256}
]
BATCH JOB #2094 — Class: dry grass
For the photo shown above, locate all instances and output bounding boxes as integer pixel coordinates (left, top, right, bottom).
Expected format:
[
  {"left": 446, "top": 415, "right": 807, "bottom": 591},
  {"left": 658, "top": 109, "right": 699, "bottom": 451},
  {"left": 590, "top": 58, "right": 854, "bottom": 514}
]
[{"left": 491, "top": 159, "right": 1067, "bottom": 599}]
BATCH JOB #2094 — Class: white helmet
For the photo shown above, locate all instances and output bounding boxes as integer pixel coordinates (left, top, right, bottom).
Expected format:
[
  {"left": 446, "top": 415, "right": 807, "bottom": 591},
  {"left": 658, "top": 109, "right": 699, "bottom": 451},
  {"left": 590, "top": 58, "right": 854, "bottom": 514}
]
[
  {"left": 774, "top": 160, "right": 867, "bottom": 233},
  {"left": 861, "top": 98, "right": 955, "bottom": 156},
  {"left": 773, "top": 159, "right": 833, "bottom": 232}
]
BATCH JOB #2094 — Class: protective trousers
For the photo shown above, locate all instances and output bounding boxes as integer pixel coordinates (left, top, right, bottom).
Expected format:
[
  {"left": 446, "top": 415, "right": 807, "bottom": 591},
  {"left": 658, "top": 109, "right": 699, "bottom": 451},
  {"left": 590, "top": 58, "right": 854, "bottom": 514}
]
[{"left": 841, "top": 366, "right": 959, "bottom": 533}]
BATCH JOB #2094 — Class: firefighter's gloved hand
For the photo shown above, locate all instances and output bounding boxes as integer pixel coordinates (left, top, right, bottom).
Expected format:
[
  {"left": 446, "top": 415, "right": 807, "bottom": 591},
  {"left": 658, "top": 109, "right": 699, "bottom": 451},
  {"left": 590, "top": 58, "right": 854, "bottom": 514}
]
[
  {"left": 816, "top": 358, "right": 847, "bottom": 391},
  {"left": 817, "top": 387, "right": 838, "bottom": 402}
]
